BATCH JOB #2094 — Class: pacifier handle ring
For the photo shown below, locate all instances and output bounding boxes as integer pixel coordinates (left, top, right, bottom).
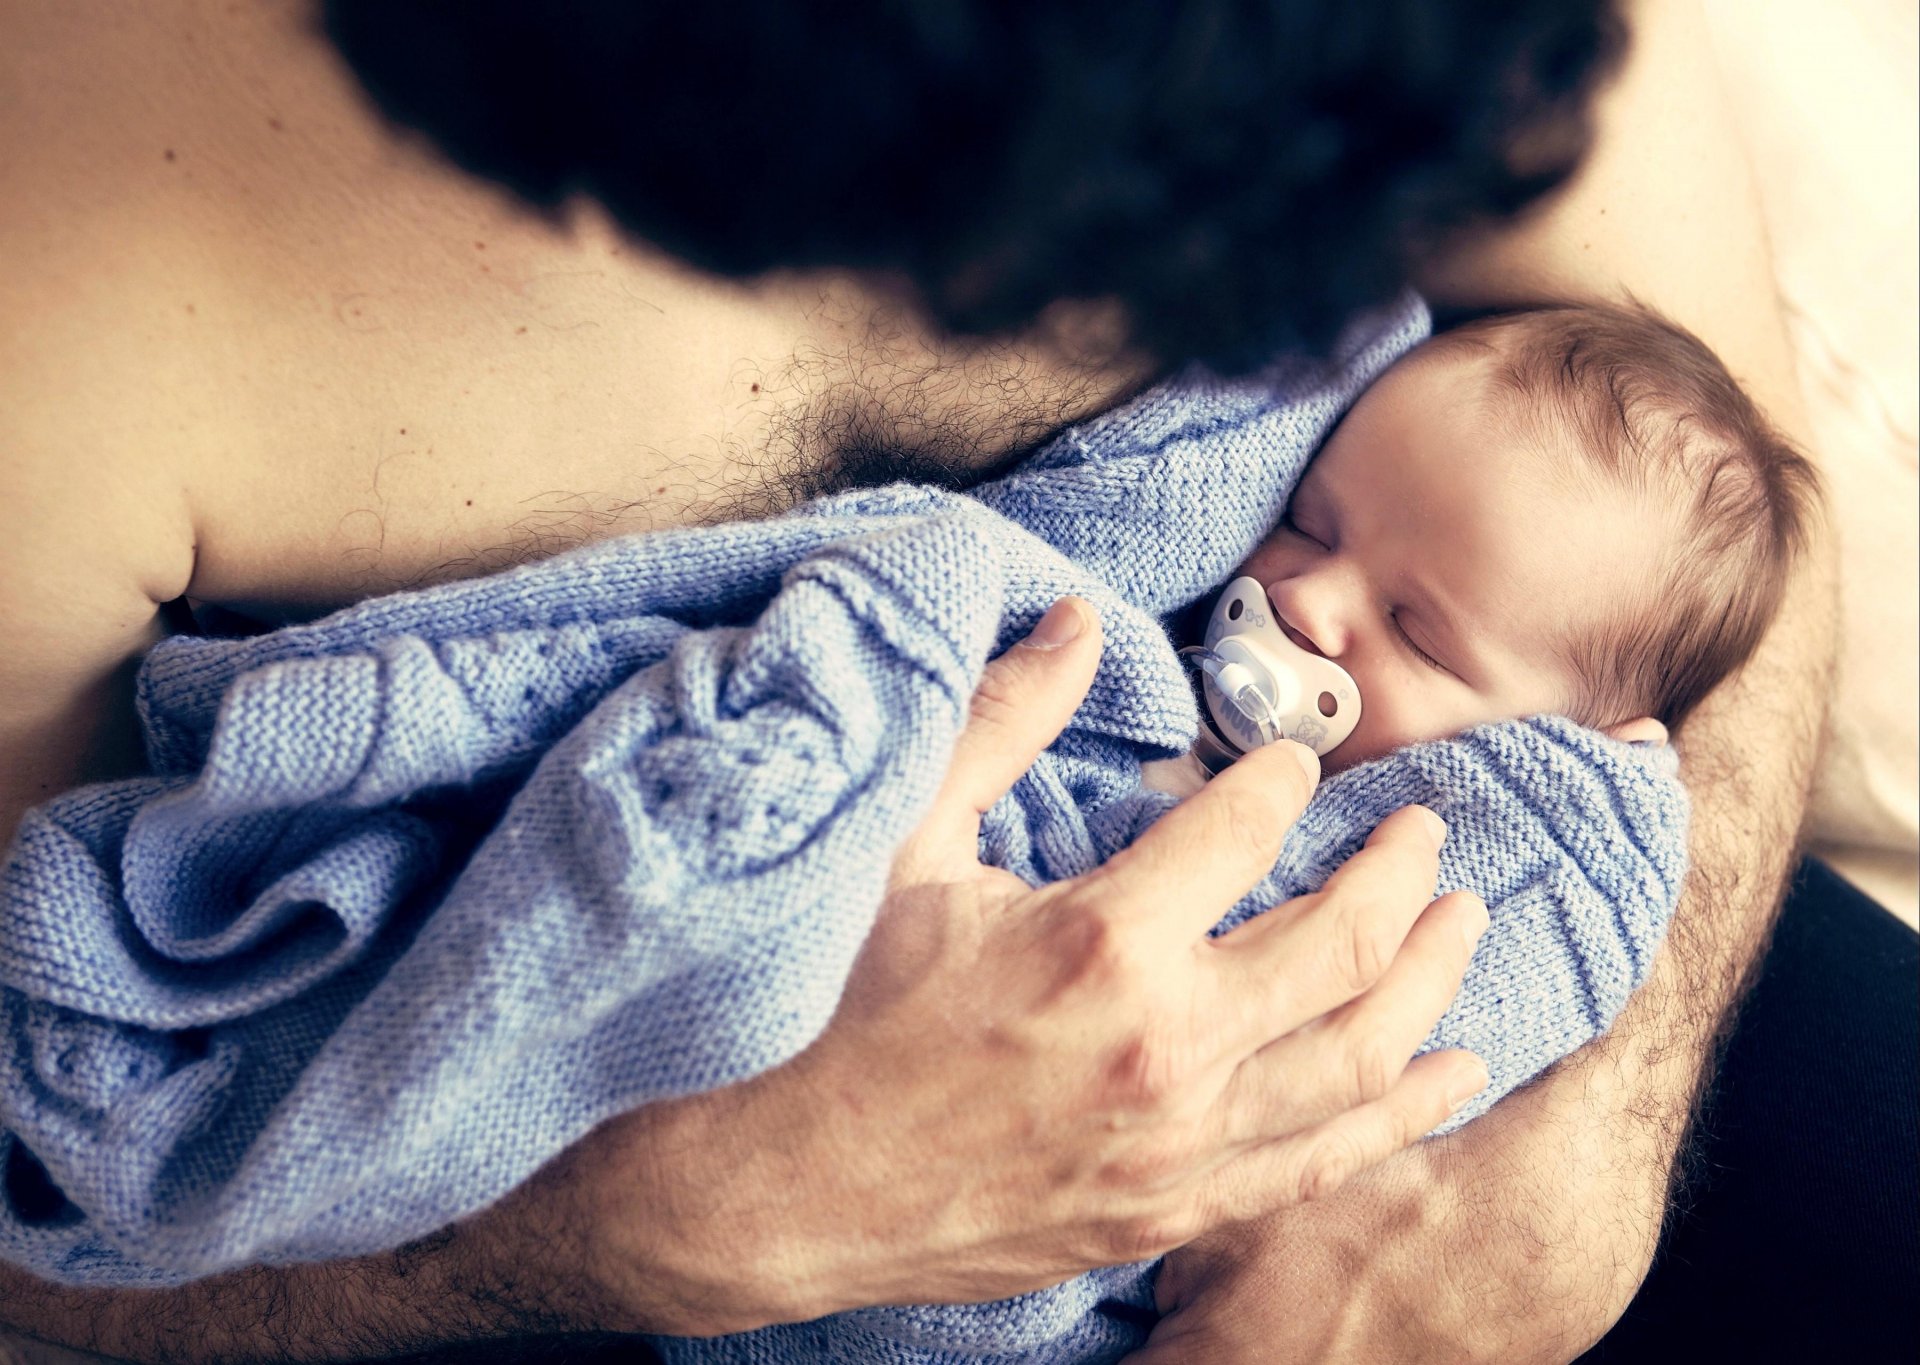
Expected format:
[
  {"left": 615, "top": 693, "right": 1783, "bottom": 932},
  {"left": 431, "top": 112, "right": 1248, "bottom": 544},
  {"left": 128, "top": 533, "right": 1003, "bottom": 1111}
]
[{"left": 1180, "top": 645, "right": 1281, "bottom": 747}]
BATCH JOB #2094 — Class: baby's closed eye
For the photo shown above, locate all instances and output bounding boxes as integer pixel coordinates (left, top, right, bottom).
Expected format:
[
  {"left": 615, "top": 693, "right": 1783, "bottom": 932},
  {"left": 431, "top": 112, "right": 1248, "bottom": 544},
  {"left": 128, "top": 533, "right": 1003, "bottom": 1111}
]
[{"left": 1389, "top": 610, "right": 1451, "bottom": 675}]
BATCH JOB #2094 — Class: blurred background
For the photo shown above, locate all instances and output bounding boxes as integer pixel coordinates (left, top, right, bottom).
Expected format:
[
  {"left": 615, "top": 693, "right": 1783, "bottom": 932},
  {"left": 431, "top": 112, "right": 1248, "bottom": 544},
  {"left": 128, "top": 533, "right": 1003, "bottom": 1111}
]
[{"left": 1705, "top": 0, "right": 1919, "bottom": 925}]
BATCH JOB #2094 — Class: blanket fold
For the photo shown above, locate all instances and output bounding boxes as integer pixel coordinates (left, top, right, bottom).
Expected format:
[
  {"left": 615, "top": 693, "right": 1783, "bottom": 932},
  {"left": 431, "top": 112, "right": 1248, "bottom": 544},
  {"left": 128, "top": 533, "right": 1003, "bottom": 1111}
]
[{"left": 0, "top": 293, "right": 1687, "bottom": 1364}]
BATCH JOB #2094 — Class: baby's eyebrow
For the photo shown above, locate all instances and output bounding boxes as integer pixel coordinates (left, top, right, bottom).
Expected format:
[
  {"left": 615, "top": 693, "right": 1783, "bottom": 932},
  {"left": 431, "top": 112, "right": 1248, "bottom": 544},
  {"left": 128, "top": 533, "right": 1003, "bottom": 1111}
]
[
  {"left": 1297, "top": 452, "right": 1338, "bottom": 500},
  {"left": 1290, "top": 464, "right": 1341, "bottom": 534}
]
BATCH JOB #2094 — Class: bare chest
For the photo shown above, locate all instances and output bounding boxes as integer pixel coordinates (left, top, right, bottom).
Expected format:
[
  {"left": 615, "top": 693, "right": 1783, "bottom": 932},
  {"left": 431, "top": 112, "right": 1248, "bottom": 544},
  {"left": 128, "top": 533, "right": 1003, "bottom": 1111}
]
[
  {"left": 3, "top": 0, "right": 1137, "bottom": 621},
  {"left": 173, "top": 254, "right": 1112, "bottom": 618}
]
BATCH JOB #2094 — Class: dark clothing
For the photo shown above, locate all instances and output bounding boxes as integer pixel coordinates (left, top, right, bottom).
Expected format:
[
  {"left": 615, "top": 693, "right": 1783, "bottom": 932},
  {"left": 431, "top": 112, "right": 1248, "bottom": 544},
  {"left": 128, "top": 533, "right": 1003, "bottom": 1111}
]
[{"left": 1583, "top": 858, "right": 1920, "bottom": 1363}]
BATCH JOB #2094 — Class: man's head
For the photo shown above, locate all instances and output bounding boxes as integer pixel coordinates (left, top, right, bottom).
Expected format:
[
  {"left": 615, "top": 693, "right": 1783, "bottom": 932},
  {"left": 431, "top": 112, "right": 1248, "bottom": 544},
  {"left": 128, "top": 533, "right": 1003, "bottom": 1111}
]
[
  {"left": 323, "top": 0, "right": 1622, "bottom": 372},
  {"left": 1233, "top": 303, "right": 1816, "bottom": 769}
]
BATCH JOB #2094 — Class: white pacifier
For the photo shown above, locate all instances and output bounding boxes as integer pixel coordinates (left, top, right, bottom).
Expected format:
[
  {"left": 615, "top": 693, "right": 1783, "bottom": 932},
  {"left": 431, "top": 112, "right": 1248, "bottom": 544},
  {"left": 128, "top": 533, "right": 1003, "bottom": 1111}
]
[{"left": 1183, "top": 576, "right": 1363, "bottom": 758}]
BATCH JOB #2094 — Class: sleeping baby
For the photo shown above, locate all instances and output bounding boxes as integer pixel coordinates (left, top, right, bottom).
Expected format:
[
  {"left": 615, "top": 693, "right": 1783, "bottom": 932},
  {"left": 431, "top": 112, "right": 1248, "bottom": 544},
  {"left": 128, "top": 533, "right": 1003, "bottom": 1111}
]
[
  {"left": 1155, "top": 301, "right": 1812, "bottom": 792},
  {"left": 0, "top": 295, "right": 1812, "bottom": 1365}
]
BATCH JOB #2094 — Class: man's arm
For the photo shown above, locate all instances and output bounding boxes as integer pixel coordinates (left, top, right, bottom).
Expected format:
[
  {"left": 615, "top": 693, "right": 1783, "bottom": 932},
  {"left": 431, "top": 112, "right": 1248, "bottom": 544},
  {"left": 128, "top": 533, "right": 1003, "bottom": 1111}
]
[
  {"left": 1135, "top": 0, "right": 1839, "bottom": 1357},
  {"left": 0, "top": 1216, "right": 560, "bottom": 1365}
]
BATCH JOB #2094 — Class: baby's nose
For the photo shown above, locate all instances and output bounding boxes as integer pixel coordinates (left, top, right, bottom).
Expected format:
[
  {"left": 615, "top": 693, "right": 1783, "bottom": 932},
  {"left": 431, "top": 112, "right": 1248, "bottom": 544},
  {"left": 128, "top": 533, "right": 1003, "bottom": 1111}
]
[{"left": 1267, "top": 572, "right": 1354, "bottom": 658}]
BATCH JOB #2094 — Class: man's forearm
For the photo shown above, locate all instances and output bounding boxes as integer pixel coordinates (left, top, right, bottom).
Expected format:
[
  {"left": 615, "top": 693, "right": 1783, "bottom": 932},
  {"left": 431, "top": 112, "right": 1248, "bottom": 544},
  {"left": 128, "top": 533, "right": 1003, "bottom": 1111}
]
[
  {"left": 1119, "top": 533, "right": 1841, "bottom": 1365},
  {"left": 1602, "top": 492, "right": 1836, "bottom": 1159},
  {"left": 0, "top": 1204, "right": 576, "bottom": 1365}
]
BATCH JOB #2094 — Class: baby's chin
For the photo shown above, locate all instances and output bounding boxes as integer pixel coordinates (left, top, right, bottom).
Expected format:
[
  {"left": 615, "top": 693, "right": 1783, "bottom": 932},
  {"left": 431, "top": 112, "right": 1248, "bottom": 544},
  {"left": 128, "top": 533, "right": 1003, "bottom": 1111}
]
[
  {"left": 1316, "top": 744, "right": 1388, "bottom": 778},
  {"left": 1317, "top": 730, "right": 1407, "bottom": 775},
  {"left": 1316, "top": 716, "right": 1464, "bottom": 774},
  {"left": 1317, "top": 746, "right": 1366, "bottom": 776}
]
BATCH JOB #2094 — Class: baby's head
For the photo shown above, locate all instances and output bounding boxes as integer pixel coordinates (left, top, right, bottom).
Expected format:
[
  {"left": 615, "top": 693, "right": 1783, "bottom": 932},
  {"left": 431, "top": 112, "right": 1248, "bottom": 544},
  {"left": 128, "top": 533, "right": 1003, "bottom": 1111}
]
[{"left": 1231, "top": 302, "right": 1818, "bottom": 771}]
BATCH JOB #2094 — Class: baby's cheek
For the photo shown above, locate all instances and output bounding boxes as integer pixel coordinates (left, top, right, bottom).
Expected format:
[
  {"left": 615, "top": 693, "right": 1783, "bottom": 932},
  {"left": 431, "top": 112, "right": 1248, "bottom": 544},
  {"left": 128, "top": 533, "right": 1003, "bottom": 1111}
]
[{"left": 1323, "top": 683, "right": 1446, "bottom": 772}]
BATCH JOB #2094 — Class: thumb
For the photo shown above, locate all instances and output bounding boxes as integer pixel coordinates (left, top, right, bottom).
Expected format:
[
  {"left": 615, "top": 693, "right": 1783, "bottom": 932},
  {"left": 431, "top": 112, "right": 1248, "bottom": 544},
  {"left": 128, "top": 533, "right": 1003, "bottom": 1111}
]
[{"left": 934, "top": 597, "right": 1104, "bottom": 826}]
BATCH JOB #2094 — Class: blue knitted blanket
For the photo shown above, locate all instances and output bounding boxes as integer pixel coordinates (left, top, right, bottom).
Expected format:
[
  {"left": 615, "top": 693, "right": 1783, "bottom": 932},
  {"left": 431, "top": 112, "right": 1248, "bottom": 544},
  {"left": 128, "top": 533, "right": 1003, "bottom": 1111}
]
[{"left": 0, "top": 295, "right": 1687, "bottom": 1362}]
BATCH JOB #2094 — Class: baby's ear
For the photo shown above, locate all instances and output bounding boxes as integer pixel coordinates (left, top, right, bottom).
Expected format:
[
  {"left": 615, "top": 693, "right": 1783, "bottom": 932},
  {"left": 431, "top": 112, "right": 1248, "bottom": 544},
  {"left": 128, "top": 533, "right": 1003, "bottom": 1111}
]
[{"left": 1604, "top": 717, "right": 1669, "bottom": 746}]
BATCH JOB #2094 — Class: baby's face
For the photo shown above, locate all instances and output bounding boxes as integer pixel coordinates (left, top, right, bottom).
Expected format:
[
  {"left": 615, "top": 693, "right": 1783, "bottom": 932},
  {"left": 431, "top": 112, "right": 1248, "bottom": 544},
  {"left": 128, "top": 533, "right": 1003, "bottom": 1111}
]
[{"left": 1233, "top": 346, "right": 1671, "bottom": 772}]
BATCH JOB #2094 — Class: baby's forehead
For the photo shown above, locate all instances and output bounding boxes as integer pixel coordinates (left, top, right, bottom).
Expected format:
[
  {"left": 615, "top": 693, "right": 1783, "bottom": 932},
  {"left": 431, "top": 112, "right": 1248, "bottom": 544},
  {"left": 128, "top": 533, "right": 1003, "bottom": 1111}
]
[
  {"left": 1400, "top": 313, "right": 1701, "bottom": 498},
  {"left": 1317, "top": 342, "right": 1599, "bottom": 503}
]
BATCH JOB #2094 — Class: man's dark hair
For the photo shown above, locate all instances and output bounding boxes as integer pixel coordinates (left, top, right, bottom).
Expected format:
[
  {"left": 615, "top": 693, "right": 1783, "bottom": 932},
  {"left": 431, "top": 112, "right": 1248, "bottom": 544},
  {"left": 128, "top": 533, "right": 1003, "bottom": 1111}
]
[
  {"left": 323, "top": 0, "right": 1622, "bottom": 371},
  {"left": 1437, "top": 304, "right": 1820, "bottom": 731}
]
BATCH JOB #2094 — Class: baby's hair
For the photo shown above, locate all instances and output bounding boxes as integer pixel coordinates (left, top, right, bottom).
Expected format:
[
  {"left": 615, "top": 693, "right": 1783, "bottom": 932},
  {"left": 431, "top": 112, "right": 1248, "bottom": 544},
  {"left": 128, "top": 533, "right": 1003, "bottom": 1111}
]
[{"left": 1432, "top": 302, "right": 1819, "bottom": 732}]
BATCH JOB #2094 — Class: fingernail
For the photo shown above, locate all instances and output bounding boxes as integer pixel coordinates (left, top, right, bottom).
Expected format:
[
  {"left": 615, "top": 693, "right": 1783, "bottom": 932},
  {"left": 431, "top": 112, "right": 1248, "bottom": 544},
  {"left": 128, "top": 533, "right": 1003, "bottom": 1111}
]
[
  {"left": 1282, "top": 740, "right": 1320, "bottom": 785},
  {"left": 1416, "top": 806, "right": 1447, "bottom": 849},
  {"left": 1459, "top": 896, "right": 1490, "bottom": 949},
  {"left": 1021, "top": 598, "right": 1087, "bottom": 650},
  {"left": 1448, "top": 1058, "right": 1490, "bottom": 1113}
]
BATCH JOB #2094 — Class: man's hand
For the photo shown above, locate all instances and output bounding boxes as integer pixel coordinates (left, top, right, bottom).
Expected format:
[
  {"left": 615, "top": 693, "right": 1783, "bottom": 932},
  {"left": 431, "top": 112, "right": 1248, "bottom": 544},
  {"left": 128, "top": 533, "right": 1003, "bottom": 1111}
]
[
  {"left": 526, "top": 597, "right": 1490, "bottom": 1335},
  {"left": 1128, "top": 954, "right": 1686, "bottom": 1365}
]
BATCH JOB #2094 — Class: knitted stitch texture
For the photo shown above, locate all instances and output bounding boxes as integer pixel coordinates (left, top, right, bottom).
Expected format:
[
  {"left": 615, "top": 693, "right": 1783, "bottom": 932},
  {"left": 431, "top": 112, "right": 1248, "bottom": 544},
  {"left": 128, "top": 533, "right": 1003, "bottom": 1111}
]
[{"left": 0, "top": 295, "right": 1688, "bottom": 1364}]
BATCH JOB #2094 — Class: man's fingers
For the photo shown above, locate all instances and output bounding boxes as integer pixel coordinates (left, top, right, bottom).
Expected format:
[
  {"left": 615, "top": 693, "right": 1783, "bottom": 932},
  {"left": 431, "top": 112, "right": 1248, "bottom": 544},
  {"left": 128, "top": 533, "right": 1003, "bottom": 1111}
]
[
  {"left": 1213, "top": 890, "right": 1489, "bottom": 1140},
  {"left": 1090, "top": 738, "right": 1320, "bottom": 941},
  {"left": 1208, "top": 805, "right": 1448, "bottom": 1047},
  {"left": 1313, "top": 803, "right": 1446, "bottom": 914},
  {"left": 907, "top": 598, "right": 1103, "bottom": 868},
  {"left": 945, "top": 598, "right": 1103, "bottom": 814},
  {"left": 1211, "top": 1048, "right": 1489, "bottom": 1218}
]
